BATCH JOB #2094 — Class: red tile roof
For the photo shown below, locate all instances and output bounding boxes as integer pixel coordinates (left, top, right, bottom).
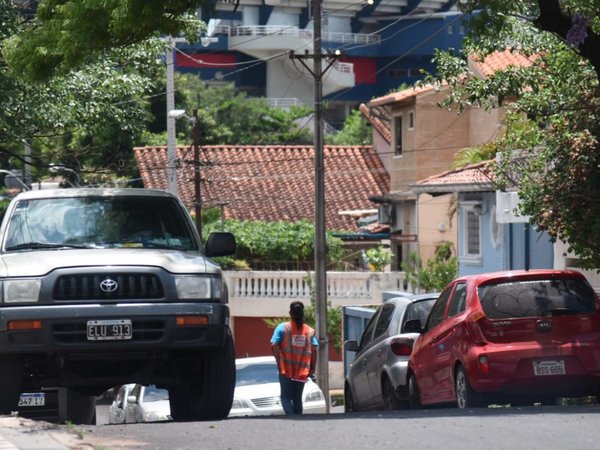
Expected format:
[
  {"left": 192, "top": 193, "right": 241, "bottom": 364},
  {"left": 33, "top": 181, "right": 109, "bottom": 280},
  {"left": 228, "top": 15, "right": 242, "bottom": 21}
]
[
  {"left": 134, "top": 145, "right": 389, "bottom": 231},
  {"left": 411, "top": 161, "right": 495, "bottom": 194},
  {"left": 359, "top": 103, "right": 392, "bottom": 144},
  {"left": 361, "top": 50, "right": 532, "bottom": 133},
  {"left": 368, "top": 84, "right": 436, "bottom": 107},
  {"left": 469, "top": 50, "right": 534, "bottom": 77}
]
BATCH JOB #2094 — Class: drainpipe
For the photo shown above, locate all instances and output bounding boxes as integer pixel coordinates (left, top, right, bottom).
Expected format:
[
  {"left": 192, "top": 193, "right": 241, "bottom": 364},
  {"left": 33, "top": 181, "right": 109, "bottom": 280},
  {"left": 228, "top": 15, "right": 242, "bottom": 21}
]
[
  {"left": 509, "top": 224, "right": 513, "bottom": 270},
  {"left": 524, "top": 223, "right": 530, "bottom": 271}
]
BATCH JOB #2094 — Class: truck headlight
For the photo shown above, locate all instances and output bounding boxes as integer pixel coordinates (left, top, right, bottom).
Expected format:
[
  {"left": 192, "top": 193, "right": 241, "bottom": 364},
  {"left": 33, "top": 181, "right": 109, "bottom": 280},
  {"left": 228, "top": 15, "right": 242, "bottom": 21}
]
[
  {"left": 3, "top": 279, "right": 42, "bottom": 303},
  {"left": 175, "top": 276, "right": 222, "bottom": 300}
]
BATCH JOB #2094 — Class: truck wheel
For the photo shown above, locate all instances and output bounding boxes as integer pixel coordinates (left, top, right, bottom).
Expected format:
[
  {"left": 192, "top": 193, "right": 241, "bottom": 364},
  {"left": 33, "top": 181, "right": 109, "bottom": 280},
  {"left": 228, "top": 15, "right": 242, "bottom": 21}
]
[
  {"left": 0, "top": 356, "right": 22, "bottom": 414},
  {"left": 169, "top": 332, "right": 236, "bottom": 421},
  {"left": 65, "top": 389, "right": 97, "bottom": 425}
]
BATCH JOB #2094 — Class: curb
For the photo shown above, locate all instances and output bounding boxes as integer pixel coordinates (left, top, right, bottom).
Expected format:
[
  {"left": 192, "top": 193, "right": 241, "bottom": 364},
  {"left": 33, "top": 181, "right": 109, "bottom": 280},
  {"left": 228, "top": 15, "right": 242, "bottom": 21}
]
[{"left": 0, "top": 416, "right": 84, "bottom": 450}]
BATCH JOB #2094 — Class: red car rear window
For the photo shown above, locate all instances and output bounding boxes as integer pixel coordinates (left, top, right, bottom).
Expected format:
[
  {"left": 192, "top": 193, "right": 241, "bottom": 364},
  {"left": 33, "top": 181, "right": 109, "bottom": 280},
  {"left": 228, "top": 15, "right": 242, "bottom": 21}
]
[{"left": 477, "top": 278, "right": 597, "bottom": 319}]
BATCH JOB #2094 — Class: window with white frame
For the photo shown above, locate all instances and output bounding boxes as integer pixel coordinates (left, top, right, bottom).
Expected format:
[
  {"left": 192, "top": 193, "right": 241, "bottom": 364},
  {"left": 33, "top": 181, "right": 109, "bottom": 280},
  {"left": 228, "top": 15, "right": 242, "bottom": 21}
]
[
  {"left": 394, "top": 115, "right": 403, "bottom": 156},
  {"left": 461, "top": 203, "right": 482, "bottom": 260}
]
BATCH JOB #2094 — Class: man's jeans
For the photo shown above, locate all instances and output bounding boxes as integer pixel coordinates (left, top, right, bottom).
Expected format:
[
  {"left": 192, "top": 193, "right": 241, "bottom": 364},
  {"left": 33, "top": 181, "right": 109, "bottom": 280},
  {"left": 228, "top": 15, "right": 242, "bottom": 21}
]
[{"left": 279, "top": 374, "right": 306, "bottom": 415}]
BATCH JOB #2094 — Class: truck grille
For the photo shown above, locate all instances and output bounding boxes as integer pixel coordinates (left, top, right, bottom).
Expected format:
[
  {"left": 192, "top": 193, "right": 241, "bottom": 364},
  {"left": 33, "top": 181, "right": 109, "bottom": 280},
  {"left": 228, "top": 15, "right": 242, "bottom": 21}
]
[{"left": 53, "top": 274, "right": 164, "bottom": 301}]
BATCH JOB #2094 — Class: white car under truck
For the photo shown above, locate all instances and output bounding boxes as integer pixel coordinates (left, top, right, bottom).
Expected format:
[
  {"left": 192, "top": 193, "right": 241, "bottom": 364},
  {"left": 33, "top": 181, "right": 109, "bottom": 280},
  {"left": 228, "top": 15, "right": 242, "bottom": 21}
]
[{"left": 0, "top": 188, "right": 237, "bottom": 424}]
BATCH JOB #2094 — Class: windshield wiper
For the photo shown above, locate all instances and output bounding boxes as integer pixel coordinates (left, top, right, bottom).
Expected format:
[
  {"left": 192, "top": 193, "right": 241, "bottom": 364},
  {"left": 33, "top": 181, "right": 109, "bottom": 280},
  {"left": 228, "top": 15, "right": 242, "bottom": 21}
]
[
  {"left": 5, "top": 242, "right": 91, "bottom": 251},
  {"left": 141, "top": 242, "right": 188, "bottom": 250}
]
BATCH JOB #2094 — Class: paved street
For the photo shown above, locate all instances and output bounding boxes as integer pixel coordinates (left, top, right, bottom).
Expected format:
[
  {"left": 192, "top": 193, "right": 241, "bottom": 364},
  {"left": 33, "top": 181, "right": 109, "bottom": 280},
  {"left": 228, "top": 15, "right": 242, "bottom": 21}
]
[{"left": 3, "top": 403, "right": 600, "bottom": 450}]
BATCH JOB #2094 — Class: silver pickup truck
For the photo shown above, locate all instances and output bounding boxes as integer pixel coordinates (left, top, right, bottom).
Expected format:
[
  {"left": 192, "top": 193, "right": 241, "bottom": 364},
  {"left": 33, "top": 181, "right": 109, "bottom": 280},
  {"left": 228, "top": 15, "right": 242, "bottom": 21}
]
[{"left": 0, "top": 188, "right": 236, "bottom": 423}]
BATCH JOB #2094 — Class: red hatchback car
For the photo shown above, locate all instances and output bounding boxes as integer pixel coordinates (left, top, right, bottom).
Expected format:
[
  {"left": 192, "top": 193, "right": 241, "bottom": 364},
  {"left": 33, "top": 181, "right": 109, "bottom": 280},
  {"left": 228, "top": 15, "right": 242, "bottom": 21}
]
[{"left": 406, "top": 269, "right": 600, "bottom": 408}]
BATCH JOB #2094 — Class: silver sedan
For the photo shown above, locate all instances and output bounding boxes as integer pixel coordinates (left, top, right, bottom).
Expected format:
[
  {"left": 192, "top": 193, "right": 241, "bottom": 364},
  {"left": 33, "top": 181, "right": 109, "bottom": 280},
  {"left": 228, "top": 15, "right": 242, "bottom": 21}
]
[{"left": 344, "top": 293, "right": 437, "bottom": 411}]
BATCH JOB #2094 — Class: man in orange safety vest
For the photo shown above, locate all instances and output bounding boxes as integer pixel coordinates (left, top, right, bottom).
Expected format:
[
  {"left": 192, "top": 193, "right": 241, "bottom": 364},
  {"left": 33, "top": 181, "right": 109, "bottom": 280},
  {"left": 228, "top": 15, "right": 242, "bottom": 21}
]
[{"left": 270, "top": 301, "right": 318, "bottom": 415}]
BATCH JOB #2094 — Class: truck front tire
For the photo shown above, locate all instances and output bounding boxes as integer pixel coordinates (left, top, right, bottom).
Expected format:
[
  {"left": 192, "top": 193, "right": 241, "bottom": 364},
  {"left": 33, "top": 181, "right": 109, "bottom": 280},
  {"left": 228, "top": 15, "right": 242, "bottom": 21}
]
[
  {"left": 169, "top": 332, "right": 236, "bottom": 421},
  {"left": 0, "top": 356, "right": 22, "bottom": 415}
]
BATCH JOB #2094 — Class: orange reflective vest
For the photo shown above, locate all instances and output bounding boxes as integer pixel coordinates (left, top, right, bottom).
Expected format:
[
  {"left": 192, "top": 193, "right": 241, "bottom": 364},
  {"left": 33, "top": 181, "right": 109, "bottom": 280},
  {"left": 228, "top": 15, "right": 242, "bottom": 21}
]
[{"left": 279, "top": 322, "right": 315, "bottom": 381}]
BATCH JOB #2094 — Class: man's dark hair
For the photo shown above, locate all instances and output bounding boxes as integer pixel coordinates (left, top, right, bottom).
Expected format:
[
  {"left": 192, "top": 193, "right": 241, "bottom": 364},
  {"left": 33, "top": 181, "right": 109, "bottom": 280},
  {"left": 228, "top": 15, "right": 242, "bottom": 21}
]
[{"left": 289, "top": 301, "right": 305, "bottom": 327}]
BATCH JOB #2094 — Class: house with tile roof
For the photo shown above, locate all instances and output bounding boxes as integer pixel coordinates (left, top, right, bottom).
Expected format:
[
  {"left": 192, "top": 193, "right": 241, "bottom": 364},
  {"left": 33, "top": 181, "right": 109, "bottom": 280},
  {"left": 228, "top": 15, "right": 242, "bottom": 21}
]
[
  {"left": 360, "top": 50, "right": 533, "bottom": 271},
  {"left": 133, "top": 144, "right": 389, "bottom": 251},
  {"left": 411, "top": 160, "right": 554, "bottom": 276}
]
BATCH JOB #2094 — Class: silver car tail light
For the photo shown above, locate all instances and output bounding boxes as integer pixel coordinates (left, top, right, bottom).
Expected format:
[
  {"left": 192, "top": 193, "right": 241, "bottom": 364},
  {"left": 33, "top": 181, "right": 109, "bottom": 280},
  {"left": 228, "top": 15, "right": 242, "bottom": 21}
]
[{"left": 390, "top": 337, "right": 414, "bottom": 356}]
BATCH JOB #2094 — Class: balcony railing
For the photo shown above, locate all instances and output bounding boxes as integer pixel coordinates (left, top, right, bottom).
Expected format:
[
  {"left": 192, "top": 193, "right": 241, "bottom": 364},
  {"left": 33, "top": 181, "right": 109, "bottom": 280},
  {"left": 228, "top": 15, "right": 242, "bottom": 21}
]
[
  {"left": 265, "top": 98, "right": 305, "bottom": 109},
  {"left": 224, "top": 270, "right": 409, "bottom": 317},
  {"left": 214, "top": 25, "right": 381, "bottom": 45}
]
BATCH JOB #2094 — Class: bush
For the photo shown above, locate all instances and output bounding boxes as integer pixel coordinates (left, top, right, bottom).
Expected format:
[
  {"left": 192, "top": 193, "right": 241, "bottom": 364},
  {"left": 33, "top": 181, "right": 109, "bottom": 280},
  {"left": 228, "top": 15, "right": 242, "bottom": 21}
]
[
  {"left": 363, "top": 246, "right": 391, "bottom": 271},
  {"left": 402, "top": 241, "right": 458, "bottom": 292},
  {"left": 203, "top": 218, "right": 347, "bottom": 269}
]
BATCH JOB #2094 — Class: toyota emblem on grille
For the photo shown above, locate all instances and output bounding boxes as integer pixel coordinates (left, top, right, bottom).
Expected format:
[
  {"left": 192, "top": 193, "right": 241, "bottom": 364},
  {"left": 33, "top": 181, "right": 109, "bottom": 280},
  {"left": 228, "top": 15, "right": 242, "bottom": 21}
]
[{"left": 99, "top": 279, "right": 118, "bottom": 293}]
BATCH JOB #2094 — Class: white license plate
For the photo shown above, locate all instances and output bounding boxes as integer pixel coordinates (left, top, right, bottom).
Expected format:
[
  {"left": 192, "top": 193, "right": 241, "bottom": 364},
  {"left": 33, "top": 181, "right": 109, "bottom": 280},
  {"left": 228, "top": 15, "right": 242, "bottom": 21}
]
[
  {"left": 18, "top": 393, "right": 45, "bottom": 407},
  {"left": 533, "top": 360, "right": 566, "bottom": 376},
  {"left": 87, "top": 319, "right": 132, "bottom": 341}
]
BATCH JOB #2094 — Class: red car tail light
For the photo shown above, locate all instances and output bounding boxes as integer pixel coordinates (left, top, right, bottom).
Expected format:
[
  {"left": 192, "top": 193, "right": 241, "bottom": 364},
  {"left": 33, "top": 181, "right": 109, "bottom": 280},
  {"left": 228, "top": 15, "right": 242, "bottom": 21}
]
[
  {"left": 390, "top": 338, "right": 414, "bottom": 356},
  {"left": 468, "top": 311, "right": 488, "bottom": 345},
  {"left": 478, "top": 355, "right": 490, "bottom": 374}
]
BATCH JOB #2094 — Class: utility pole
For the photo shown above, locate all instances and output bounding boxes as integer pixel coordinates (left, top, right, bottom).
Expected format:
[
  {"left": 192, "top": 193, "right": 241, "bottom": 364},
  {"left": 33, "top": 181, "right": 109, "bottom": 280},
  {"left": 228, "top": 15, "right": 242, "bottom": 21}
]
[
  {"left": 23, "top": 141, "right": 32, "bottom": 189},
  {"left": 166, "top": 36, "right": 178, "bottom": 196},
  {"left": 289, "top": 0, "right": 342, "bottom": 414},
  {"left": 192, "top": 109, "right": 202, "bottom": 240}
]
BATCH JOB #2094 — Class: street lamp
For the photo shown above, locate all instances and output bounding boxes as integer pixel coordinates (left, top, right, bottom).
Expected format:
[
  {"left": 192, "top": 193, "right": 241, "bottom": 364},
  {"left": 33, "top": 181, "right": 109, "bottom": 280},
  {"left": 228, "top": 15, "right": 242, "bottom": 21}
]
[
  {"left": 168, "top": 109, "right": 202, "bottom": 240},
  {"left": 0, "top": 169, "right": 30, "bottom": 191},
  {"left": 48, "top": 164, "right": 80, "bottom": 187}
]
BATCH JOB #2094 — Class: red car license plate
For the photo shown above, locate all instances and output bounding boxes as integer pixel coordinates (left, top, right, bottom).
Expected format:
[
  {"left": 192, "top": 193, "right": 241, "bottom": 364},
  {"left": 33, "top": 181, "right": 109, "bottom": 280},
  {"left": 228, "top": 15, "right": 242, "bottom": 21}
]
[
  {"left": 87, "top": 319, "right": 132, "bottom": 341},
  {"left": 533, "top": 360, "right": 565, "bottom": 376}
]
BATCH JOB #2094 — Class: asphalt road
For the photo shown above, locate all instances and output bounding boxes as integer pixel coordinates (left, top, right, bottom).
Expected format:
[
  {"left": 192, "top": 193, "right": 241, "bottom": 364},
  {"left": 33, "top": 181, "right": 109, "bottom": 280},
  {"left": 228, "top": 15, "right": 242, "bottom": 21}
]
[{"left": 83, "top": 404, "right": 600, "bottom": 450}]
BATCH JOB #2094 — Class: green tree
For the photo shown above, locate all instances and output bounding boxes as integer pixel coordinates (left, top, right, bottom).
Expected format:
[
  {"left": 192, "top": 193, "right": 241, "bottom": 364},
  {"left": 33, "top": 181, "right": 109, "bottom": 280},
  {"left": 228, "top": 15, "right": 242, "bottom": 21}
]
[
  {"left": 401, "top": 242, "right": 458, "bottom": 292},
  {"left": 0, "top": 2, "right": 165, "bottom": 182},
  {"left": 4, "top": 0, "right": 205, "bottom": 82},
  {"left": 1, "top": 3, "right": 312, "bottom": 183},
  {"left": 141, "top": 77, "right": 313, "bottom": 146},
  {"left": 426, "top": 0, "right": 600, "bottom": 268},
  {"left": 325, "top": 109, "right": 372, "bottom": 145}
]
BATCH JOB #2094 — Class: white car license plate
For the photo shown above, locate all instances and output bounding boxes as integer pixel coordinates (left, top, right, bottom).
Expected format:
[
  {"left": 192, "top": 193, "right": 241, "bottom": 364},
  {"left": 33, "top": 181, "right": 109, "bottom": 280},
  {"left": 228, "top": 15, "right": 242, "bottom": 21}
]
[
  {"left": 533, "top": 360, "right": 566, "bottom": 376},
  {"left": 87, "top": 319, "right": 132, "bottom": 341},
  {"left": 18, "top": 393, "right": 45, "bottom": 407}
]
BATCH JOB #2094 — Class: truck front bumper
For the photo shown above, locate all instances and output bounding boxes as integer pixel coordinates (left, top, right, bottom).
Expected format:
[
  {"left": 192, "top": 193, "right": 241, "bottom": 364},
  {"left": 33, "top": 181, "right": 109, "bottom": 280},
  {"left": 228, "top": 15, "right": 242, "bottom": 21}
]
[{"left": 0, "top": 302, "right": 230, "bottom": 353}]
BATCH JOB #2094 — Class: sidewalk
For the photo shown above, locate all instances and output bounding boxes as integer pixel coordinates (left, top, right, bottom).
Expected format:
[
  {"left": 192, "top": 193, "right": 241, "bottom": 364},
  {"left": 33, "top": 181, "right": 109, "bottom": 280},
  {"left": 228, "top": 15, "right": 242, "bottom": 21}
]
[{"left": 0, "top": 415, "right": 93, "bottom": 450}]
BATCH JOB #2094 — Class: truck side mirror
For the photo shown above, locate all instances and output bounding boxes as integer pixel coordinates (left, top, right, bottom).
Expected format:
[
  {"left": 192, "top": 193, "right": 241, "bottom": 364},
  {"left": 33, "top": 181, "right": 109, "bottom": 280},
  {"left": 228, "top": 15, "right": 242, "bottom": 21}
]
[{"left": 205, "top": 232, "right": 236, "bottom": 257}]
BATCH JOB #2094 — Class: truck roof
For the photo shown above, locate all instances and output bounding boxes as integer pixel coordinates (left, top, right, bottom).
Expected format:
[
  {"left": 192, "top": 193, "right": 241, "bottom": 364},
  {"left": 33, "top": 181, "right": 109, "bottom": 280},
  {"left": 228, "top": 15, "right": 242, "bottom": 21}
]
[{"left": 13, "top": 188, "right": 173, "bottom": 201}]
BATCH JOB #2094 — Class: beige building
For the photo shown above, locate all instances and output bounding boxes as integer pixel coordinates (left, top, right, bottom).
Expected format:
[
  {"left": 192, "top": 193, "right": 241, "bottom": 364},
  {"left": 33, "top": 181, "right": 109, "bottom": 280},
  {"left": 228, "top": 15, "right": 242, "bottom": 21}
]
[{"left": 361, "top": 50, "right": 531, "bottom": 267}]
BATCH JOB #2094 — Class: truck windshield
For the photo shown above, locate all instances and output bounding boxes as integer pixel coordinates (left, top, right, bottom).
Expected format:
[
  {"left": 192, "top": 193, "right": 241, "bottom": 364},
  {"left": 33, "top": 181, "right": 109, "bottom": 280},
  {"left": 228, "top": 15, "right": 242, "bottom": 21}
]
[{"left": 3, "top": 196, "right": 196, "bottom": 251}]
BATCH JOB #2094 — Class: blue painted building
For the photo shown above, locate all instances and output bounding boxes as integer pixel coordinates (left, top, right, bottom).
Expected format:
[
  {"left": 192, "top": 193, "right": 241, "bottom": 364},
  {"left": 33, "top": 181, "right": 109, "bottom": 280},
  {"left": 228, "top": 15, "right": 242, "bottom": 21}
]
[
  {"left": 457, "top": 191, "right": 554, "bottom": 276},
  {"left": 175, "top": 1, "right": 466, "bottom": 126},
  {"left": 412, "top": 161, "right": 554, "bottom": 277}
]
